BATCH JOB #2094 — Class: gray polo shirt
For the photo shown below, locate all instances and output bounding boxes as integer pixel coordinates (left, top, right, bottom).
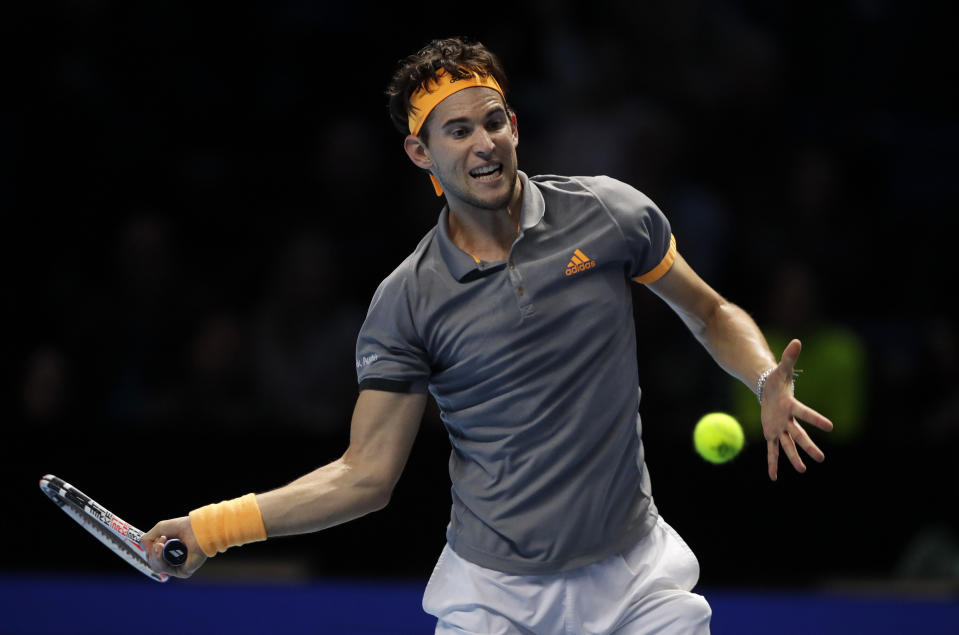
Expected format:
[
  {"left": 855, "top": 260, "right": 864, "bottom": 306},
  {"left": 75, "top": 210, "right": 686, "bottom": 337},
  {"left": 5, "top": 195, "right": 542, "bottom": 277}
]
[{"left": 356, "top": 171, "right": 677, "bottom": 575}]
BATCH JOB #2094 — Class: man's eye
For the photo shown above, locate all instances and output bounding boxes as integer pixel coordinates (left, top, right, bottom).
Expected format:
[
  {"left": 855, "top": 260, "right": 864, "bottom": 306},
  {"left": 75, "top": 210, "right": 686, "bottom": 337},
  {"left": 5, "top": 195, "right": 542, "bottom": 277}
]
[
  {"left": 450, "top": 128, "right": 468, "bottom": 138},
  {"left": 487, "top": 119, "right": 506, "bottom": 131}
]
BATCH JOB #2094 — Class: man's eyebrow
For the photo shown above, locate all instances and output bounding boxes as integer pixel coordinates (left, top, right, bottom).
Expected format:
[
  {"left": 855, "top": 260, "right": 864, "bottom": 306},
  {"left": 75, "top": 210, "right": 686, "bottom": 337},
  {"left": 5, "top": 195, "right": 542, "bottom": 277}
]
[
  {"left": 440, "top": 116, "right": 471, "bottom": 129},
  {"left": 440, "top": 106, "right": 507, "bottom": 130}
]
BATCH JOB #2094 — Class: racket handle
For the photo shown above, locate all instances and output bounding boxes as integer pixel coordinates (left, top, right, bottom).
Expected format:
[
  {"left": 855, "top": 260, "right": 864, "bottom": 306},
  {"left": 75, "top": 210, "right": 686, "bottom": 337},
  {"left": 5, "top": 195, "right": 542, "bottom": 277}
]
[{"left": 162, "top": 539, "right": 188, "bottom": 567}]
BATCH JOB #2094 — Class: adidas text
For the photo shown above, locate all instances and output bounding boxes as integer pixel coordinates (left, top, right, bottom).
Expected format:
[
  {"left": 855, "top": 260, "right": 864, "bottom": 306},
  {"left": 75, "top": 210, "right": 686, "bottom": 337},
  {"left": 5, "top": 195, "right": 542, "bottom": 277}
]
[{"left": 565, "top": 261, "right": 596, "bottom": 276}]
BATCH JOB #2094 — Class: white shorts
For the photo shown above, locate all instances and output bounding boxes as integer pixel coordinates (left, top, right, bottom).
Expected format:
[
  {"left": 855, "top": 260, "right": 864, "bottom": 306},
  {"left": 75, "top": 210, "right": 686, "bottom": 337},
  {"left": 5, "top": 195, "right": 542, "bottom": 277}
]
[{"left": 422, "top": 516, "right": 711, "bottom": 634}]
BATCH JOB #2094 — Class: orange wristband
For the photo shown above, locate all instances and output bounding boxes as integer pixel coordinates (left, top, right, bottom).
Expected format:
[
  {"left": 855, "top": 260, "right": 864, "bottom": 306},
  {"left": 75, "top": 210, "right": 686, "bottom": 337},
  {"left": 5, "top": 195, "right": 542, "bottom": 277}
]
[{"left": 189, "top": 493, "right": 267, "bottom": 558}]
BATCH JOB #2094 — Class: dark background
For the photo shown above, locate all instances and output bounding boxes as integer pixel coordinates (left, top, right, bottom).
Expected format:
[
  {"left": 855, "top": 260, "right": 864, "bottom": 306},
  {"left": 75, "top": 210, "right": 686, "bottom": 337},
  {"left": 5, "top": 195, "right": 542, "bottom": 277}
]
[{"left": 6, "top": 0, "right": 958, "bottom": 592}]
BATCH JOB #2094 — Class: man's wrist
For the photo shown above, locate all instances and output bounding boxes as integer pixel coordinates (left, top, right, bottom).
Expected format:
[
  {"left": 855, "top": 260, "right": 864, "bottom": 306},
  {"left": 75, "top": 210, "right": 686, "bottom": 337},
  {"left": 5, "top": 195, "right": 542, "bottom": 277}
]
[
  {"left": 757, "top": 367, "right": 801, "bottom": 405},
  {"left": 756, "top": 367, "right": 776, "bottom": 405},
  {"left": 189, "top": 493, "right": 267, "bottom": 558}
]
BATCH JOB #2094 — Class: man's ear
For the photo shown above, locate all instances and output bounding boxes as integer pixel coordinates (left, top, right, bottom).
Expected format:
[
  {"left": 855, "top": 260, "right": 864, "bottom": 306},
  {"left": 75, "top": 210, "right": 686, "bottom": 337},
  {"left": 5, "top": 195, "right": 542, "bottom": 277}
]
[
  {"left": 403, "top": 135, "right": 433, "bottom": 170},
  {"left": 510, "top": 111, "right": 519, "bottom": 147}
]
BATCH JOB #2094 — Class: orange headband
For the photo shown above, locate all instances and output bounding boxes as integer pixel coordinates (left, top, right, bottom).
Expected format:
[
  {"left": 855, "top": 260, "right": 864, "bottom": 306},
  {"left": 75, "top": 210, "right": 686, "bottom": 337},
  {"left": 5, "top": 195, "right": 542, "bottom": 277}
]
[
  {"left": 408, "top": 68, "right": 505, "bottom": 136},
  {"left": 408, "top": 68, "right": 505, "bottom": 197}
]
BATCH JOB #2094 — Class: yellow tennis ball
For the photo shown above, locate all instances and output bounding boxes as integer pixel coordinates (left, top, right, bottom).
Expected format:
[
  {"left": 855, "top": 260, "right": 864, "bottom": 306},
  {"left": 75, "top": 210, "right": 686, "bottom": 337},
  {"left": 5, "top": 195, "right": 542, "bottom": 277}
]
[{"left": 693, "top": 412, "right": 744, "bottom": 464}]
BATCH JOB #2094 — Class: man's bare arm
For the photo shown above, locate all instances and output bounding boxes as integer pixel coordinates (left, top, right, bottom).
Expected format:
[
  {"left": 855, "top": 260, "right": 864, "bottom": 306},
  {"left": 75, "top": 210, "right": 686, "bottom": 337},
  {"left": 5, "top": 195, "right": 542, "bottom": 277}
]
[
  {"left": 645, "top": 253, "right": 832, "bottom": 480},
  {"left": 143, "top": 389, "right": 427, "bottom": 577},
  {"left": 258, "top": 389, "right": 427, "bottom": 536}
]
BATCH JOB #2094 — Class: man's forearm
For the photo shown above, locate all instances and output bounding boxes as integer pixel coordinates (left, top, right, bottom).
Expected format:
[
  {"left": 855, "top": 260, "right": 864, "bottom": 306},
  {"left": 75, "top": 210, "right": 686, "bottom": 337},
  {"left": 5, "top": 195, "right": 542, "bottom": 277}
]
[
  {"left": 254, "top": 391, "right": 425, "bottom": 538},
  {"left": 699, "top": 301, "right": 778, "bottom": 394},
  {"left": 255, "top": 458, "right": 391, "bottom": 538},
  {"left": 646, "top": 254, "right": 777, "bottom": 393}
]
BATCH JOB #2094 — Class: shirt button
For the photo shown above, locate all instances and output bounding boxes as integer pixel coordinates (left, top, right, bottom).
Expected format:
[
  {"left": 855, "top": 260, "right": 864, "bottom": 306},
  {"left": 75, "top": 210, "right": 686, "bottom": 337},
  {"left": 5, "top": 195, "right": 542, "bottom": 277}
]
[{"left": 517, "top": 287, "right": 525, "bottom": 296}]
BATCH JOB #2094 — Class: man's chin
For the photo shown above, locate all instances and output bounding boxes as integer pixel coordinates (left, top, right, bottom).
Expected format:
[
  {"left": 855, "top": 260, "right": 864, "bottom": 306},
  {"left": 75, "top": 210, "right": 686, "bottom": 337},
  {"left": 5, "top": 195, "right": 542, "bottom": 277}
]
[
  {"left": 471, "top": 174, "right": 518, "bottom": 210},
  {"left": 441, "top": 170, "right": 518, "bottom": 211}
]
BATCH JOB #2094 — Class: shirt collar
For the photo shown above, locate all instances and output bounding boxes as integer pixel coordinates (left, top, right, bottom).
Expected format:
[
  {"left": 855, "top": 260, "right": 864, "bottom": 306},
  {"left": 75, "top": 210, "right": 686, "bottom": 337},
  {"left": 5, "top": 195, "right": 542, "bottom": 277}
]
[
  {"left": 518, "top": 170, "right": 545, "bottom": 230},
  {"left": 436, "top": 171, "right": 544, "bottom": 281}
]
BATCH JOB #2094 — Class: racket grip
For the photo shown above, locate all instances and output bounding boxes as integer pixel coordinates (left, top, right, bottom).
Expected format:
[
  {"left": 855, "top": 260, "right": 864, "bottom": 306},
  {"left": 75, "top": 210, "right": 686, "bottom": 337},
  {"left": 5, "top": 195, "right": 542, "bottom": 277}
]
[{"left": 162, "top": 539, "right": 188, "bottom": 567}]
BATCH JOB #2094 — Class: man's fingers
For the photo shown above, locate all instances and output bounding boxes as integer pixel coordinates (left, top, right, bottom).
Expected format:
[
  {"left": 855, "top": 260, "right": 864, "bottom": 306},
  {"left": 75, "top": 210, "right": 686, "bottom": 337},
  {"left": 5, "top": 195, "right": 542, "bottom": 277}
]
[
  {"left": 789, "top": 420, "right": 825, "bottom": 463},
  {"left": 763, "top": 381, "right": 833, "bottom": 481},
  {"left": 142, "top": 523, "right": 161, "bottom": 543},
  {"left": 147, "top": 536, "right": 172, "bottom": 575},
  {"left": 140, "top": 517, "right": 203, "bottom": 579},
  {"left": 780, "top": 431, "right": 807, "bottom": 474},
  {"left": 794, "top": 401, "right": 833, "bottom": 432},
  {"left": 779, "top": 338, "right": 802, "bottom": 370},
  {"left": 767, "top": 419, "right": 825, "bottom": 481},
  {"left": 149, "top": 537, "right": 193, "bottom": 579},
  {"left": 152, "top": 537, "right": 166, "bottom": 563}
]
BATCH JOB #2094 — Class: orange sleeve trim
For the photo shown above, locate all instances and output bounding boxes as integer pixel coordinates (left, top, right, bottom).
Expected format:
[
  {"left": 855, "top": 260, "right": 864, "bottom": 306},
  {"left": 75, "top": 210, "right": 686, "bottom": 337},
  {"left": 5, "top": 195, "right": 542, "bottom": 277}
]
[{"left": 633, "top": 234, "right": 677, "bottom": 284}]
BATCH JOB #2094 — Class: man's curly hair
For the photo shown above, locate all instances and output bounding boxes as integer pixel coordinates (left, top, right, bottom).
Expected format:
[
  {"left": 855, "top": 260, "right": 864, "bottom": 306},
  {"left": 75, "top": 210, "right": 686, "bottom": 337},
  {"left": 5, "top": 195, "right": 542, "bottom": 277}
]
[{"left": 386, "top": 37, "right": 510, "bottom": 144}]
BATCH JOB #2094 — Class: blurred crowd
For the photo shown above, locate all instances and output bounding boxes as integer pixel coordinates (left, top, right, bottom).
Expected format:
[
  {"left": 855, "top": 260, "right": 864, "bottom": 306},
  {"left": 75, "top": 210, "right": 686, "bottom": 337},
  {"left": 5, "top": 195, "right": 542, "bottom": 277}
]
[
  {"left": 19, "top": 216, "right": 364, "bottom": 436},
  {"left": 9, "top": 1, "right": 958, "bottom": 584}
]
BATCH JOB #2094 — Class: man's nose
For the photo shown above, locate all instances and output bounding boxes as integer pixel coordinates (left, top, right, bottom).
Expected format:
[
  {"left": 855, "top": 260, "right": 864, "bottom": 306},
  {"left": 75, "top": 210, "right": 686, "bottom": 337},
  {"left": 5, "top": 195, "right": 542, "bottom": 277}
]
[{"left": 472, "top": 128, "right": 495, "bottom": 155}]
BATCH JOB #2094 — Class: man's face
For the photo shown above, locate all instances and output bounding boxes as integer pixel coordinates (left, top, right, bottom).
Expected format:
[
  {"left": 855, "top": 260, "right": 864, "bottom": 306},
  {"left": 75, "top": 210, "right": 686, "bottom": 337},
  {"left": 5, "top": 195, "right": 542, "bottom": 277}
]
[{"left": 415, "top": 87, "right": 519, "bottom": 212}]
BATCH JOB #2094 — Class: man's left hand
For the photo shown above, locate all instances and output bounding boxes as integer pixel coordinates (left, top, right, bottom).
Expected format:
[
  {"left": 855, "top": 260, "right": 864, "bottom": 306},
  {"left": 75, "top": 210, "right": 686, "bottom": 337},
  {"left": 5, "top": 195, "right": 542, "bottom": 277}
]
[{"left": 761, "top": 339, "right": 834, "bottom": 481}]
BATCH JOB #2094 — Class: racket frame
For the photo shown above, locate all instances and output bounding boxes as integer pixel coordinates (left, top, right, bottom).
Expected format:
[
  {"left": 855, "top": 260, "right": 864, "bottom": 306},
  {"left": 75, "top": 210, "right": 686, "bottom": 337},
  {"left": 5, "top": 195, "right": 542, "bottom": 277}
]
[{"left": 39, "top": 474, "right": 184, "bottom": 582}]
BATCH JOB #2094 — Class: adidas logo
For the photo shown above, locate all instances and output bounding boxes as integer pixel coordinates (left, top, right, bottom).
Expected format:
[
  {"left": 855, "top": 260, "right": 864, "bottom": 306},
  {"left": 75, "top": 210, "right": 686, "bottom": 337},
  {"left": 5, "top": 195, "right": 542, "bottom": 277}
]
[{"left": 565, "top": 249, "right": 596, "bottom": 276}]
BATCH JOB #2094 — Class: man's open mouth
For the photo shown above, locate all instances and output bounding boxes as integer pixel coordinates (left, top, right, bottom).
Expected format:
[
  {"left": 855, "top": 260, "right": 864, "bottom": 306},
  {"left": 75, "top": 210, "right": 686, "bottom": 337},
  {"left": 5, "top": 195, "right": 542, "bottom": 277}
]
[{"left": 469, "top": 163, "right": 503, "bottom": 180}]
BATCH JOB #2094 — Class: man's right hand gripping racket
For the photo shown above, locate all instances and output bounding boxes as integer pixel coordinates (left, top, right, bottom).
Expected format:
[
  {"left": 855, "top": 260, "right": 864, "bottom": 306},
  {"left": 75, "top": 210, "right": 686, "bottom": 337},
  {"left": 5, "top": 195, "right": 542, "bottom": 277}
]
[{"left": 39, "top": 474, "right": 187, "bottom": 582}]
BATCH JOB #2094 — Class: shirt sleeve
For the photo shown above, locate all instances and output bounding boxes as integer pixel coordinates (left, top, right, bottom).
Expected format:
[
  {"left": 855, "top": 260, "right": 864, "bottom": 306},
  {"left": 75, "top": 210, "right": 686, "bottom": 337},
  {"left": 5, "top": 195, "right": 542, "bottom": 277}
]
[
  {"left": 355, "top": 259, "right": 431, "bottom": 393},
  {"left": 585, "top": 176, "right": 676, "bottom": 282}
]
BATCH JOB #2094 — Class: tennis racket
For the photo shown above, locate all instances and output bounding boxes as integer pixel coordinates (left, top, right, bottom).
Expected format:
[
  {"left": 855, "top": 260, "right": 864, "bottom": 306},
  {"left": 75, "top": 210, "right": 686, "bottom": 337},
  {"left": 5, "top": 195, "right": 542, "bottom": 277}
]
[{"left": 39, "top": 474, "right": 187, "bottom": 582}]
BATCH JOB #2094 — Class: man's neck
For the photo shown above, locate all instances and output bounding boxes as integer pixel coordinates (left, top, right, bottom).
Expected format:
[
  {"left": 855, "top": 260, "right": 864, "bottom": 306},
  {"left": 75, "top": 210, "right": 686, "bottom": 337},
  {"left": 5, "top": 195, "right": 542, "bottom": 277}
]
[{"left": 447, "top": 183, "right": 524, "bottom": 263}]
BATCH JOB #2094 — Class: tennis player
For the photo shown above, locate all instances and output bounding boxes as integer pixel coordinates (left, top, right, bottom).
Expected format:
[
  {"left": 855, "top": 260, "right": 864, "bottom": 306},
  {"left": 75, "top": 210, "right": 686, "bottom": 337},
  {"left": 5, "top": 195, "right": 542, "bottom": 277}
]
[{"left": 144, "top": 37, "right": 833, "bottom": 633}]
